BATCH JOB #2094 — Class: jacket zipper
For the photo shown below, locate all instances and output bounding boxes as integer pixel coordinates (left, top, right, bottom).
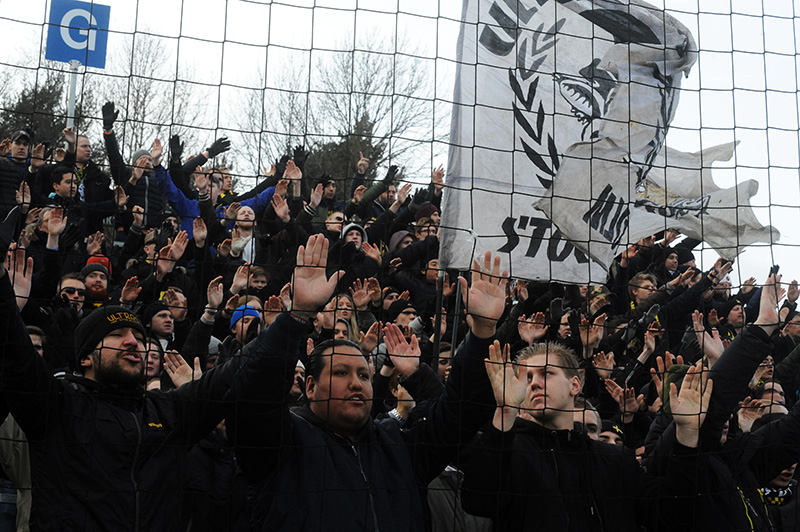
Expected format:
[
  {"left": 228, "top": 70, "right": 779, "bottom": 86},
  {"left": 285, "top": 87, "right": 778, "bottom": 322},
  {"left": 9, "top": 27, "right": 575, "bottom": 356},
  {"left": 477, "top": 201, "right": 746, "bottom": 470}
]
[
  {"left": 143, "top": 177, "right": 150, "bottom": 227},
  {"left": 351, "top": 444, "right": 380, "bottom": 532},
  {"left": 130, "top": 412, "right": 142, "bottom": 532}
]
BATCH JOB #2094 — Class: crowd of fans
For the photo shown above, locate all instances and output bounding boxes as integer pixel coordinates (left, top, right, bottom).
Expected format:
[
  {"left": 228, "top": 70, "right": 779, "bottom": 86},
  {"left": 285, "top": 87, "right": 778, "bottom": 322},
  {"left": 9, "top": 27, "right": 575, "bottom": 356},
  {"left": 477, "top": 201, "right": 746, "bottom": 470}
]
[{"left": 0, "top": 100, "right": 796, "bottom": 531}]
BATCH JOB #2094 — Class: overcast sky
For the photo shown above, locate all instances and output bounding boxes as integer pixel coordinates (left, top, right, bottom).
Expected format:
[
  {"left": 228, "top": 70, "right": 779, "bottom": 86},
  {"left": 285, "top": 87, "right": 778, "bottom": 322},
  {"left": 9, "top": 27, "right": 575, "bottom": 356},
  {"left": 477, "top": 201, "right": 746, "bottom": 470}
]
[{"left": 0, "top": 0, "right": 797, "bottom": 282}]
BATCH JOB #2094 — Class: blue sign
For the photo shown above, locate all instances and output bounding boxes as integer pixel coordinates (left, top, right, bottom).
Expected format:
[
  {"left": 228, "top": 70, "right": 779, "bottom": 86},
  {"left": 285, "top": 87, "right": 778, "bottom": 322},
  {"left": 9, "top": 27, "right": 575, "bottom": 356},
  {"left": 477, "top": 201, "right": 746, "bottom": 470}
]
[{"left": 45, "top": 0, "right": 110, "bottom": 69}]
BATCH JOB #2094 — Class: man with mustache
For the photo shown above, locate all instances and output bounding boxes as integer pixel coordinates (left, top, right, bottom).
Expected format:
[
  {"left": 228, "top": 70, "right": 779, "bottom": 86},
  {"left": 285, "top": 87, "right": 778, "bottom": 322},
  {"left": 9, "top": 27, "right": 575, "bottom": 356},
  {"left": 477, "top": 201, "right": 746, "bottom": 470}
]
[{"left": 0, "top": 232, "right": 239, "bottom": 531}]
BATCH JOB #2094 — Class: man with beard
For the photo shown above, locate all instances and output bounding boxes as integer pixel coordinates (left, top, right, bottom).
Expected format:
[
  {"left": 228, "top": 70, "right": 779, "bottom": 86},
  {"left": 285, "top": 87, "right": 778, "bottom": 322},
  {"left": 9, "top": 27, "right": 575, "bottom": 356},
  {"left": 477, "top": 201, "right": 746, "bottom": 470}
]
[
  {"left": 81, "top": 259, "right": 111, "bottom": 309},
  {"left": 0, "top": 242, "right": 240, "bottom": 530}
]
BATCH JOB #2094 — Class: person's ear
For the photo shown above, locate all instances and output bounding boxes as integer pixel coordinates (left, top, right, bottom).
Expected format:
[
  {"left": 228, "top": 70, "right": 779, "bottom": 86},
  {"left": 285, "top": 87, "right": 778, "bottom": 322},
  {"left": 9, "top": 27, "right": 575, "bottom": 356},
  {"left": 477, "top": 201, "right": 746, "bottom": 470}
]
[{"left": 305, "top": 376, "right": 317, "bottom": 399}]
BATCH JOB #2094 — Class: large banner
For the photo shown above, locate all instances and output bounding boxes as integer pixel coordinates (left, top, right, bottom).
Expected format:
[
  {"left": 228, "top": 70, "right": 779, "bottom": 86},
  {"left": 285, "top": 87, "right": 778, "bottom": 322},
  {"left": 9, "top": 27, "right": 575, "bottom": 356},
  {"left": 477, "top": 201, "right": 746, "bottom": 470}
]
[{"left": 440, "top": 0, "right": 779, "bottom": 283}]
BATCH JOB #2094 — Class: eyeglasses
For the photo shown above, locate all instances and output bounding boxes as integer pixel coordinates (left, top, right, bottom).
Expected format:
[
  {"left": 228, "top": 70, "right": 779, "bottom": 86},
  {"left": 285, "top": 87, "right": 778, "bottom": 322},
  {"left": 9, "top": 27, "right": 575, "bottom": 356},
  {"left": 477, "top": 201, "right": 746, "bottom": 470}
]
[{"left": 61, "top": 287, "right": 86, "bottom": 296}]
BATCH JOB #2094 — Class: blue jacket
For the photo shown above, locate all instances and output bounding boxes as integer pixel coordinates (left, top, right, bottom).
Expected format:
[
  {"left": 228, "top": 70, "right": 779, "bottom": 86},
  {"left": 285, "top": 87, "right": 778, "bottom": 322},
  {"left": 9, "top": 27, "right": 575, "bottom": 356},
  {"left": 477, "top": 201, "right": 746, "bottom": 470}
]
[{"left": 154, "top": 166, "right": 275, "bottom": 236}]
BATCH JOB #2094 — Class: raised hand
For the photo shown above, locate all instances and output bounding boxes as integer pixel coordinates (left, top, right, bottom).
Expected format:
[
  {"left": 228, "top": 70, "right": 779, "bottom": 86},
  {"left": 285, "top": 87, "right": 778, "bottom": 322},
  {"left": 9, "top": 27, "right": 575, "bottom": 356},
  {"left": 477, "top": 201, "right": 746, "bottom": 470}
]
[
  {"left": 431, "top": 165, "right": 445, "bottom": 191},
  {"left": 592, "top": 351, "right": 615, "bottom": 380},
  {"left": 485, "top": 341, "right": 527, "bottom": 431},
  {"left": 114, "top": 186, "right": 129, "bottom": 209},
  {"left": 272, "top": 193, "right": 290, "bottom": 223},
  {"left": 102, "top": 101, "right": 118, "bottom": 131},
  {"left": 458, "top": 250, "right": 509, "bottom": 338},
  {"left": 86, "top": 231, "right": 104, "bottom": 256},
  {"left": 279, "top": 282, "right": 292, "bottom": 310},
  {"left": 357, "top": 151, "right": 370, "bottom": 174},
  {"left": 384, "top": 323, "right": 421, "bottom": 377},
  {"left": 206, "top": 276, "right": 224, "bottom": 309},
  {"left": 150, "top": 139, "right": 163, "bottom": 162},
  {"left": 737, "top": 396, "right": 765, "bottom": 433},
  {"left": 292, "top": 234, "right": 344, "bottom": 319},
  {"left": 193, "top": 217, "right": 207, "bottom": 247},
  {"left": 359, "top": 321, "right": 381, "bottom": 354},
  {"left": 223, "top": 202, "right": 240, "bottom": 223},
  {"left": 650, "top": 351, "right": 685, "bottom": 401},
  {"left": 263, "top": 296, "right": 283, "bottom": 328},
  {"left": 47, "top": 208, "right": 68, "bottom": 237},
  {"left": 120, "top": 277, "right": 141, "bottom": 305},
  {"left": 164, "top": 351, "right": 202, "bottom": 388},
  {"left": 194, "top": 171, "right": 209, "bottom": 193},
  {"left": 8, "top": 244, "right": 33, "bottom": 311},
  {"left": 670, "top": 361, "right": 713, "bottom": 447},
  {"left": 692, "top": 310, "right": 724, "bottom": 368},
  {"left": 15, "top": 182, "right": 30, "bottom": 213},
  {"left": 283, "top": 160, "right": 302, "bottom": 181},
  {"left": 230, "top": 263, "right": 250, "bottom": 295},
  {"left": 518, "top": 312, "right": 548, "bottom": 345},
  {"left": 168, "top": 230, "right": 189, "bottom": 261},
  {"left": 605, "top": 379, "right": 643, "bottom": 423},
  {"left": 310, "top": 183, "right": 323, "bottom": 209},
  {"left": 352, "top": 184, "right": 366, "bottom": 204},
  {"left": 366, "top": 277, "right": 381, "bottom": 306},
  {"left": 362, "top": 242, "right": 382, "bottom": 266},
  {"left": 206, "top": 137, "right": 231, "bottom": 158},
  {"left": 169, "top": 135, "right": 184, "bottom": 162},
  {"left": 29, "top": 144, "right": 46, "bottom": 170},
  {"left": 350, "top": 279, "right": 370, "bottom": 310},
  {"left": 788, "top": 280, "right": 800, "bottom": 303},
  {"left": 755, "top": 272, "right": 785, "bottom": 335},
  {"left": 131, "top": 205, "right": 144, "bottom": 227}
]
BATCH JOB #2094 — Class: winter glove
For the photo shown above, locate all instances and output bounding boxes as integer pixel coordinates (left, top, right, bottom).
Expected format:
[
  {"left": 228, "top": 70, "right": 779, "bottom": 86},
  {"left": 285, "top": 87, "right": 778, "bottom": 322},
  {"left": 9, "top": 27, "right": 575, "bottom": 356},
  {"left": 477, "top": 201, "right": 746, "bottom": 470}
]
[
  {"left": 206, "top": 137, "right": 231, "bottom": 158},
  {"left": 293, "top": 145, "right": 310, "bottom": 170},
  {"left": 383, "top": 165, "right": 399, "bottom": 184},
  {"left": 169, "top": 134, "right": 184, "bottom": 163},
  {"left": 102, "top": 102, "right": 118, "bottom": 132}
]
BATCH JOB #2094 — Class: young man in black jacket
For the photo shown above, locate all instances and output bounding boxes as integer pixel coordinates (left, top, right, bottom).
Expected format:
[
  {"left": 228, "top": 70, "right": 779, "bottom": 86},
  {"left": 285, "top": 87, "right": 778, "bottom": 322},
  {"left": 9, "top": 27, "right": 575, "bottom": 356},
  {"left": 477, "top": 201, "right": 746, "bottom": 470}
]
[
  {"left": 225, "top": 236, "right": 501, "bottom": 531},
  {"left": 462, "top": 338, "right": 712, "bottom": 531}
]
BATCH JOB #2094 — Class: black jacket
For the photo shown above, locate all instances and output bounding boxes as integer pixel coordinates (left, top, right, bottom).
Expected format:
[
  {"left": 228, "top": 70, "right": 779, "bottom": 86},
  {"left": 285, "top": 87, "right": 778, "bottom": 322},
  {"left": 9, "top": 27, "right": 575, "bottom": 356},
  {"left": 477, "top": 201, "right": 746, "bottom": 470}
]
[
  {"left": 462, "top": 419, "right": 705, "bottom": 532},
  {"left": 225, "top": 312, "right": 496, "bottom": 531},
  {"left": 0, "top": 275, "right": 238, "bottom": 531}
]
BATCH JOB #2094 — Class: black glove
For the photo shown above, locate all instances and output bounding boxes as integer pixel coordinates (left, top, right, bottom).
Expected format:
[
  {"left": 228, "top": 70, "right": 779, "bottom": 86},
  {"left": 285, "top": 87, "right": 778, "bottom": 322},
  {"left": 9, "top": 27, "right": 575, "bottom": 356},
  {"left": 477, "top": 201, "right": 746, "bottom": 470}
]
[
  {"left": 383, "top": 165, "right": 399, "bottom": 184},
  {"left": 206, "top": 137, "right": 231, "bottom": 158},
  {"left": 408, "top": 188, "right": 428, "bottom": 213},
  {"left": 0, "top": 207, "right": 20, "bottom": 258},
  {"left": 293, "top": 145, "right": 309, "bottom": 170},
  {"left": 169, "top": 135, "right": 184, "bottom": 163},
  {"left": 102, "top": 102, "right": 118, "bottom": 132}
]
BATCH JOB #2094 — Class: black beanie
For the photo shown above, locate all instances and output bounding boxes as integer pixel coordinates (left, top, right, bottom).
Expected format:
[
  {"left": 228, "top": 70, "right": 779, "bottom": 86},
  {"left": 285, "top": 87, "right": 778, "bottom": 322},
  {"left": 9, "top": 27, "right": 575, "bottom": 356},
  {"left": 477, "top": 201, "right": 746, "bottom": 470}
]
[
  {"left": 143, "top": 302, "right": 169, "bottom": 327},
  {"left": 386, "top": 299, "right": 416, "bottom": 323},
  {"left": 74, "top": 306, "right": 147, "bottom": 366}
]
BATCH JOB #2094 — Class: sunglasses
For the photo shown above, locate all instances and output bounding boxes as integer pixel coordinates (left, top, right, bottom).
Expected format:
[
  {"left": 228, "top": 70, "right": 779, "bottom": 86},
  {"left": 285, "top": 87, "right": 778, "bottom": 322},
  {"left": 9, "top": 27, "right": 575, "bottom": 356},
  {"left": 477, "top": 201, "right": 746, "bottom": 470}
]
[{"left": 61, "top": 287, "right": 86, "bottom": 296}]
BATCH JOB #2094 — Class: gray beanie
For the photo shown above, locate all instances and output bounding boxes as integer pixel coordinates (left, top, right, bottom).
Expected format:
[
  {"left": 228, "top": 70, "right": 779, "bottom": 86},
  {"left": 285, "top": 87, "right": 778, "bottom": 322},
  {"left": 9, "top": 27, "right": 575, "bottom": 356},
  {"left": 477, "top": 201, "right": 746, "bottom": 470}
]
[{"left": 130, "top": 149, "right": 151, "bottom": 167}]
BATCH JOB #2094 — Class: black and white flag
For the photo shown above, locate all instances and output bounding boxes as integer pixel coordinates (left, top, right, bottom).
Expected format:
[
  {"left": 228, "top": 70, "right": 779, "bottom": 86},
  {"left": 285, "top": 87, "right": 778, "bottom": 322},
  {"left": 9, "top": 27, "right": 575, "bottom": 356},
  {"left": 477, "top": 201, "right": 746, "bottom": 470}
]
[{"left": 440, "top": 0, "right": 779, "bottom": 282}]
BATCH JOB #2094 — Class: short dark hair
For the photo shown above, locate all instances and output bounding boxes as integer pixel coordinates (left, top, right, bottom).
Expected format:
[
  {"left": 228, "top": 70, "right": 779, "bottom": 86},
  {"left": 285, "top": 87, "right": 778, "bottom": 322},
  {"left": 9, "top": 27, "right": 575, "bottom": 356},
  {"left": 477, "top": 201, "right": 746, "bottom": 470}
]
[
  {"left": 50, "top": 166, "right": 73, "bottom": 187},
  {"left": 306, "top": 339, "right": 366, "bottom": 381}
]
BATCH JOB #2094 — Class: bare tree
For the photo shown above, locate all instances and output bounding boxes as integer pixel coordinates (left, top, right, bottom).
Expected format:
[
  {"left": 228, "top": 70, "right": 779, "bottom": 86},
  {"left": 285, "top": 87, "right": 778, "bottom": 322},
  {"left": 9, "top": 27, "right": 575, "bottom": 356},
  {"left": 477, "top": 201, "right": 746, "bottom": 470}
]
[
  {"left": 230, "top": 32, "right": 444, "bottom": 187},
  {"left": 100, "top": 33, "right": 203, "bottom": 162}
]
